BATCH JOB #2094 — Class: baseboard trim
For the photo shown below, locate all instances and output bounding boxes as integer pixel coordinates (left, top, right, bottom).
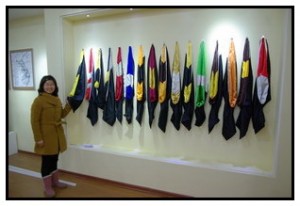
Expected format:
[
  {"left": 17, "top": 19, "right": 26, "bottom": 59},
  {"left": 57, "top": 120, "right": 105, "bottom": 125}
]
[
  {"left": 8, "top": 165, "right": 76, "bottom": 187},
  {"left": 16, "top": 150, "right": 189, "bottom": 198}
]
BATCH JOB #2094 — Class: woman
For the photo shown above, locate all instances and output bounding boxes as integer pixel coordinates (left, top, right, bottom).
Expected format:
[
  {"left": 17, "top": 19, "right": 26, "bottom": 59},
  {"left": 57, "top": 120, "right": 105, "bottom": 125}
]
[{"left": 31, "top": 75, "right": 72, "bottom": 197}]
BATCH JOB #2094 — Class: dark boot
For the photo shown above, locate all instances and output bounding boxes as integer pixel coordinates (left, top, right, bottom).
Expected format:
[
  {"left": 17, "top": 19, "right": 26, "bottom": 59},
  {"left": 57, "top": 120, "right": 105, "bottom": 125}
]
[
  {"left": 43, "top": 175, "right": 55, "bottom": 197},
  {"left": 52, "top": 170, "right": 67, "bottom": 188}
]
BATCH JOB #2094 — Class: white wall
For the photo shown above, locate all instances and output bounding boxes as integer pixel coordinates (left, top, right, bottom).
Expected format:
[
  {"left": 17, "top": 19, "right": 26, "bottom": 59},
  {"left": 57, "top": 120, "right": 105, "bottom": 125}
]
[
  {"left": 64, "top": 8, "right": 283, "bottom": 172},
  {"left": 8, "top": 16, "right": 48, "bottom": 152},
  {"left": 9, "top": 8, "right": 292, "bottom": 197}
]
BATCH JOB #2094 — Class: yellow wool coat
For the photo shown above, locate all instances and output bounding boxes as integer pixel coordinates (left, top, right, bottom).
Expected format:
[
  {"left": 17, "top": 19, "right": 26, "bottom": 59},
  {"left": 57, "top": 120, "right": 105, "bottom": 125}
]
[{"left": 31, "top": 93, "right": 72, "bottom": 155}]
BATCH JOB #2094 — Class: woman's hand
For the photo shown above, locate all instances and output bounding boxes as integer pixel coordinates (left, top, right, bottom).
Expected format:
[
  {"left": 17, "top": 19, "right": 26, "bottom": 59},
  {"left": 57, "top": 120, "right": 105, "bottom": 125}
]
[{"left": 36, "top": 140, "right": 44, "bottom": 147}]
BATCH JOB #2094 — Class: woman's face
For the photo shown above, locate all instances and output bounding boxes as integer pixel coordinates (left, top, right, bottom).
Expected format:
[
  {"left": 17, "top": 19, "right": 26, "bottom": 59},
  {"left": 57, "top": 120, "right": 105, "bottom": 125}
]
[{"left": 43, "top": 80, "right": 56, "bottom": 94}]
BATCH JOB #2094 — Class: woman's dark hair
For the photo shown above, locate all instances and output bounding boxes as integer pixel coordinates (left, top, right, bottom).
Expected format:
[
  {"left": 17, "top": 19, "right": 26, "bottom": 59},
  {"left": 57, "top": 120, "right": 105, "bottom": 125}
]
[{"left": 38, "top": 75, "right": 59, "bottom": 96}]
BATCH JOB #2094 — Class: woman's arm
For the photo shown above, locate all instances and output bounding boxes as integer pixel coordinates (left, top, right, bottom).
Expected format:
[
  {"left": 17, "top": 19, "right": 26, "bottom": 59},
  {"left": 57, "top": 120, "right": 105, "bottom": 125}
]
[
  {"left": 61, "top": 100, "right": 72, "bottom": 118},
  {"left": 31, "top": 98, "right": 43, "bottom": 142}
]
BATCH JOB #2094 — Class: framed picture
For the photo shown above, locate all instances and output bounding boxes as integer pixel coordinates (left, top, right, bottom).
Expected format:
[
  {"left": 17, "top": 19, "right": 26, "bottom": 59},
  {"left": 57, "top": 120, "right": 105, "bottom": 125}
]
[{"left": 10, "top": 48, "right": 35, "bottom": 90}]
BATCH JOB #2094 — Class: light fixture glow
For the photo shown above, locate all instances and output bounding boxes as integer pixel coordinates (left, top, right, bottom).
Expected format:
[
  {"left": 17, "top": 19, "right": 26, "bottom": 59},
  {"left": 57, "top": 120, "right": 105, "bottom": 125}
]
[{"left": 207, "top": 21, "right": 243, "bottom": 64}]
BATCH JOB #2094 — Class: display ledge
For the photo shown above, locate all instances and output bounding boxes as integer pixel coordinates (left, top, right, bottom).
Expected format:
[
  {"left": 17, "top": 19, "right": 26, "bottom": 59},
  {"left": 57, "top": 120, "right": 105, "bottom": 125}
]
[{"left": 69, "top": 144, "right": 274, "bottom": 178}]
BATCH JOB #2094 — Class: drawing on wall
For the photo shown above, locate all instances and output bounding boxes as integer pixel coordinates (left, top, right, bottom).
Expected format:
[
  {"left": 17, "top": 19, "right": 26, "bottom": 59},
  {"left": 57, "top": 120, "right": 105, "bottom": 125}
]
[{"left": 10, "top": 48, "right": 35, "bottom": 90}]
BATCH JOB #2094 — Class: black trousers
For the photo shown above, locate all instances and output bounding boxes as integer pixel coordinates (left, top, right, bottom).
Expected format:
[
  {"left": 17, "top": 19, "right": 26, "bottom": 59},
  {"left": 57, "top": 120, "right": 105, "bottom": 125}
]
[{"left": 41, "top": 154, "right": 59, "bottom": 177}]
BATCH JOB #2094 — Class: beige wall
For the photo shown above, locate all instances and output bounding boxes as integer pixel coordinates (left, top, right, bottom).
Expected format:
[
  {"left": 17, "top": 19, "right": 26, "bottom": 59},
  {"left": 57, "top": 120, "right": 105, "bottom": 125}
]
[{"left": 8, "top": 8, "right": 292, "bottom": 197}]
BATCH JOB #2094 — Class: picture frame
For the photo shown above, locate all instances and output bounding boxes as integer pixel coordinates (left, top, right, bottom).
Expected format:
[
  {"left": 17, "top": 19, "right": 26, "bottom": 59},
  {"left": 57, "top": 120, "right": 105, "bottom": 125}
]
[{"left": 10, "top": 48, "right": 35, "bottom": 90}]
